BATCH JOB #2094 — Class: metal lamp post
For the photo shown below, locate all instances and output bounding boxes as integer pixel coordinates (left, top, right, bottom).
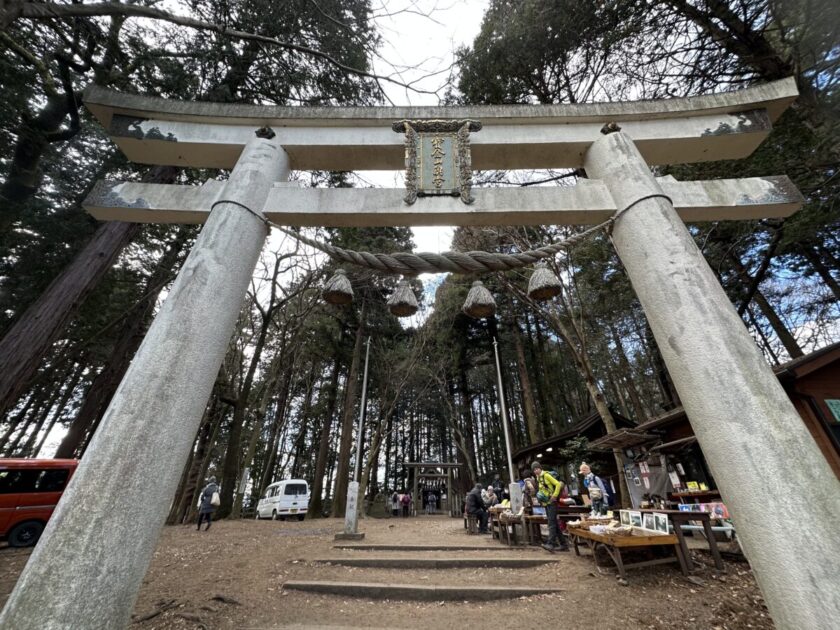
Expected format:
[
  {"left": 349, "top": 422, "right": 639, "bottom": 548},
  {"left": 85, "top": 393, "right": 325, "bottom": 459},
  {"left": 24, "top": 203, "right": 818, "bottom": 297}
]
[{"left": 493, "top": 337, "right": 523, "bottom": 514}]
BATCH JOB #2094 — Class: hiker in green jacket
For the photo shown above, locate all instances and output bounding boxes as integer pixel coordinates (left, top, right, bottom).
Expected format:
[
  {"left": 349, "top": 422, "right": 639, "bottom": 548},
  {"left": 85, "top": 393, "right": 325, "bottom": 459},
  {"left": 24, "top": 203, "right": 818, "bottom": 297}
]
[{"left": 531, "top": 461, "right": 569, "bottom": 552}]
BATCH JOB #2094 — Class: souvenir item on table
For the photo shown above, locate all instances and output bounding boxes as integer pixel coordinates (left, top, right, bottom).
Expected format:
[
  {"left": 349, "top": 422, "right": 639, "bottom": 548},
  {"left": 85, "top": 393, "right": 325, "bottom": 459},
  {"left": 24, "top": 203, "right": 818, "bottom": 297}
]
[
  {"left": 686, "top": 481, "right": 700, "bottom": 492},
  {"left": 708, "top": 502, "right": 730, "bottom": 519},
  {"left": 654, "top": 513, "right": 669, "bottom": 534},
  {"left": 606, "top": 521, "right": 633, "bottom": 536}
]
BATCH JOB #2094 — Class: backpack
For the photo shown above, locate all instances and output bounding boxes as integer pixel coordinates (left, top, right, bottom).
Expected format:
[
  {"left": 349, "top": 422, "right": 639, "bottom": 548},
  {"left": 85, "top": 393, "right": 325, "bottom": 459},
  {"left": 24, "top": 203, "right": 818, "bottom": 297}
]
[
  {"left": 401, "top": 494, "right": 411, "bottom": 505},
  {"left": 586, "top": 474, "right": 604, "bottom": 500},
  {"left": 536, "top": 472, "right": 565, "bottom": 504}
]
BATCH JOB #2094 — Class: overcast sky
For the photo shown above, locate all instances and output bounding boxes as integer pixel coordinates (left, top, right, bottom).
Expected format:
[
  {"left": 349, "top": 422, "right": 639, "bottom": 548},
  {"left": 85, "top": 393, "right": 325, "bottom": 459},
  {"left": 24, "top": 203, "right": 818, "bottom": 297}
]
[{"left": 369, "top": 0, "right": 489, "bottom": 254}]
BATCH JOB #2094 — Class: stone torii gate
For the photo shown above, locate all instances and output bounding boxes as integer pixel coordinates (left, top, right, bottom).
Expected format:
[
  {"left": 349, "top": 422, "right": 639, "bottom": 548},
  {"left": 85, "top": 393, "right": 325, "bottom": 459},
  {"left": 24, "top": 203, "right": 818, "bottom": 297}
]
[{"left": 1, "top": 78, "right": 838, "bottom": 630}]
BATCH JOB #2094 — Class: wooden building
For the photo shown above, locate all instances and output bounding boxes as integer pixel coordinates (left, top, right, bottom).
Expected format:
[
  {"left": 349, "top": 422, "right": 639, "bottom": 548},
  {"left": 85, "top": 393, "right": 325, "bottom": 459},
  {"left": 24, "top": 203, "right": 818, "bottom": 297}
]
[
  {"left": 587, "top": 342, "right": 840, "bottom": 506},
  {"left": 512, "top": 409, "right": 636, "bottom": 498}
]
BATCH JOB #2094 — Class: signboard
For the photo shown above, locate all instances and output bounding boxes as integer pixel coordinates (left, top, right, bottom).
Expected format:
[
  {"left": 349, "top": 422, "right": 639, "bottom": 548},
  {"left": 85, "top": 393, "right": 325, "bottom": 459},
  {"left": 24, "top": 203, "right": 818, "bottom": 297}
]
[
  {"left": 393, "top": 119, "right": 481, "bottom": 204},
  {"left": 826, "top": 399, "right": 840, "bottom": 422}
]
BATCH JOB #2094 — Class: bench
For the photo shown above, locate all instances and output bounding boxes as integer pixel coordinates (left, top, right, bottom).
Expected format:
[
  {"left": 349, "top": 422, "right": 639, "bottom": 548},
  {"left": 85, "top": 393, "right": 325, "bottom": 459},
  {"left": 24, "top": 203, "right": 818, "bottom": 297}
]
[{"left": 464, "top": 514, "right": 480, "bottom": 534}]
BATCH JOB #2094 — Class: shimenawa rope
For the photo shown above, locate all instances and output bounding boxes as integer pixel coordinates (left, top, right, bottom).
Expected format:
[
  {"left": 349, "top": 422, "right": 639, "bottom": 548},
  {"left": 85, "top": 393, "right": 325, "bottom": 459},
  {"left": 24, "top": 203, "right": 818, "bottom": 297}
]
[{"left": 209, "top": 192, "right": 672, "bottom": 276}]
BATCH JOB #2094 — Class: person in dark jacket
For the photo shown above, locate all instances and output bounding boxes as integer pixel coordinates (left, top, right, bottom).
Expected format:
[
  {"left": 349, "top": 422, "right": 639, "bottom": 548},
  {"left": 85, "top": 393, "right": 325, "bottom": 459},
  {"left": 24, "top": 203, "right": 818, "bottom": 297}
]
[
  {"left": 465, "top": 483, "right": 489, "bottom": 533},
  {"left": 197, "top": 476, "right": 219, "bottom": 531}
]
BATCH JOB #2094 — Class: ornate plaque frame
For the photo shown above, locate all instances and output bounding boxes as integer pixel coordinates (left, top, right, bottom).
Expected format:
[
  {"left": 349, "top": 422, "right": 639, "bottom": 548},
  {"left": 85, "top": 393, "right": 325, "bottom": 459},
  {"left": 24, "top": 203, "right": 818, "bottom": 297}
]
[{"left": 392, "top": 119, "right": 482, "bottom": 205}]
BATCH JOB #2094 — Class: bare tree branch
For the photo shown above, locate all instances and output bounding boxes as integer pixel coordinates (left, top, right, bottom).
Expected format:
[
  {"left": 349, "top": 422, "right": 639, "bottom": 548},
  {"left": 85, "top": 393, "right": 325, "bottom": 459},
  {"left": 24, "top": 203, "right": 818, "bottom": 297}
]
[{"left": 7, "top": 1, "right": 437, "bottom": 95}]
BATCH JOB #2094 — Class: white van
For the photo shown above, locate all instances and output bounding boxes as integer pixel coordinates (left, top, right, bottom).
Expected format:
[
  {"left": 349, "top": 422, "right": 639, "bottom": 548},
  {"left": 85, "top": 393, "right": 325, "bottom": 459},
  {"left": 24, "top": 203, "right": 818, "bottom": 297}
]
[{"left": 255, "top": 479, "right": 309, "bottom": 521}]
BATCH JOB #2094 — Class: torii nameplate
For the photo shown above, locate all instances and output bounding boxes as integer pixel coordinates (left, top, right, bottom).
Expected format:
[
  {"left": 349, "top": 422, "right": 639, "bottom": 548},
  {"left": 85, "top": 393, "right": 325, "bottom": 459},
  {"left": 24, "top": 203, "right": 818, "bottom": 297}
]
[{"left": 392, "top": 120, "right": 482, "bottom": 205}]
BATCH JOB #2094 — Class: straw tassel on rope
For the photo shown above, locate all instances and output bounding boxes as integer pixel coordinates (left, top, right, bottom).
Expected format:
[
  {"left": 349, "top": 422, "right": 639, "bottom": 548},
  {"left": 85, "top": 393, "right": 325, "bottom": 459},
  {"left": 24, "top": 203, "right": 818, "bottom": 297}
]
[
  {"left": 527, "top": 261, "right": 562, "bottom": 301},
  {"left": 322, "top": 269, "right": 354, "bottom": 305},
  {"left": 387, "top": 278, "right": 419, "bottom": 317},
  {"left": 462, "top": 280, "right": 496, "bottom": 318}
]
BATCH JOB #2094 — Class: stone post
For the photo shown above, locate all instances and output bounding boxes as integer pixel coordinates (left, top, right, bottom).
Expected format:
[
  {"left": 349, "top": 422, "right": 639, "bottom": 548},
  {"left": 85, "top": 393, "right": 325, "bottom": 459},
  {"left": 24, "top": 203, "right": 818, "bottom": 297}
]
[
  {"left": 337, "top": 338, "right": 370, "bottom": 540},
  {"left": 0, "top": 132, "right": 289, "bottom": 630},
  {"left": 584, "top": 130, "right": 840, "bottom": 630}
]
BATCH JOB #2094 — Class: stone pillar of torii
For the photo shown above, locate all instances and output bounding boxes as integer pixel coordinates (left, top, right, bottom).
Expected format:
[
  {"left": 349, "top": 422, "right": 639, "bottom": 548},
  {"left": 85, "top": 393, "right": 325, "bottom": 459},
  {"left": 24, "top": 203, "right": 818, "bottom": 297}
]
[{"left": 2, "top": 78, "right": 838, "bottom": 630}]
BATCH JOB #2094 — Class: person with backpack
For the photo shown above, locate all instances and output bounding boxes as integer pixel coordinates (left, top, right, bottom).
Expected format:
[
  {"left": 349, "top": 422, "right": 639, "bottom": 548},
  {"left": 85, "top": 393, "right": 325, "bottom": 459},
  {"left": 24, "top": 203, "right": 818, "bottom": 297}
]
[
  {"left": 531, "top": 461, "right": 569, "bottom": 552},
  {"left": 579, "top": 462, "right": 608, "bottom": 515},
  {"left": 401, "top": 491, "right": 412, "bottom": 517},
  {"left": 196, "top": 476, "right": 220, "bottom": 531}
]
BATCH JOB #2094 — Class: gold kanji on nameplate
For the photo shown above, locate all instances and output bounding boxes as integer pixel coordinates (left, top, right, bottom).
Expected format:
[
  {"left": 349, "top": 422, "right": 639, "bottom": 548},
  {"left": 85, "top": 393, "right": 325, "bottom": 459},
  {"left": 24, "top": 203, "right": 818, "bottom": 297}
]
[{"left": 392, "top": 119, "right": 481, "bottom": 205}]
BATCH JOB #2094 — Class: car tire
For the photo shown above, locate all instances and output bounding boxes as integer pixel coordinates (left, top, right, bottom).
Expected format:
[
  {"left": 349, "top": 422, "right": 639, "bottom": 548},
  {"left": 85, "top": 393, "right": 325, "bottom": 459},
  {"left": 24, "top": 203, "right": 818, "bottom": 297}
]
[
  {"left": 297, "top": 514, "right": 305, "bottom": 521},
  {"left": 255, "top": 510, "right": 260, "bottom": 520},
  {"left": 271, "top": 510, "right": 278, "bottom": 520},
  {"left": 8, "top": 520, "right": 44, "bottom": 547}
]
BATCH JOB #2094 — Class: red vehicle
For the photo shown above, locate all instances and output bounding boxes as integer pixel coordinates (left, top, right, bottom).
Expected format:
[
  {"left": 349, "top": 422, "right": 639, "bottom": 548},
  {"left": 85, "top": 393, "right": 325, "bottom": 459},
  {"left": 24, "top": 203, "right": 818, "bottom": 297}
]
[{"left": 0, "top": 459, "right": 78, "bottom": 547}]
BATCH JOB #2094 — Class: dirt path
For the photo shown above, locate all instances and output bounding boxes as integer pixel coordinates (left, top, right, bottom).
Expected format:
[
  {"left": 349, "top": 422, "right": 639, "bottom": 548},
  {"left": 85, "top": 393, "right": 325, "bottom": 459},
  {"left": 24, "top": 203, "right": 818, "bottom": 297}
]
[{"left": 1, "top": 517, "right": 773, "bottom": 629}]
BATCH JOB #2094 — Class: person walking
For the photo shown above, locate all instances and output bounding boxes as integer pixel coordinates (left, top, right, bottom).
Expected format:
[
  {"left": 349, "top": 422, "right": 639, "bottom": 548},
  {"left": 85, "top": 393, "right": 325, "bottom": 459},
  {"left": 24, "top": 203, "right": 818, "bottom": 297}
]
[
  {"left": 196, "top": 476, "right": 219, "bottom": 531},
  {"left": 531, "top": 462, "right": 569, "bottom": 552},
  {"left": 401, "top": 491, "right": 412, "bottom": 517},
  {"left": 391, "top": 491, "right": 400, "bottom": 517},
  {"left": 426, "top": 492, "right": 437, "bottom": 515}
]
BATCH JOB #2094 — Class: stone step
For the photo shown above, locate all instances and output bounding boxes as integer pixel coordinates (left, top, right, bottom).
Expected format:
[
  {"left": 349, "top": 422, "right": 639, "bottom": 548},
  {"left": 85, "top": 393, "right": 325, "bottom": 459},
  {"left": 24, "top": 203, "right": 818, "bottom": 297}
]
[
  {"left": 282, "top": 580, "right": 562, "bottom": 601},
  {"left": 332, "top": 543, "right": 532, "bottom": 552},
  {"left": 312, "top": 556, "right": 556, "bottom": 569}
]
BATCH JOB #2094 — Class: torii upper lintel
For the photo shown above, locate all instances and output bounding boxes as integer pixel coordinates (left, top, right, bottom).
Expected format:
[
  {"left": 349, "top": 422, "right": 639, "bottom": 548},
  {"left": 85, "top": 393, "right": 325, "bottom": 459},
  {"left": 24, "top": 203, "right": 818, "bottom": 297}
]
[{"left": 82, "top": 78, "right": 797, "bottom": 171}]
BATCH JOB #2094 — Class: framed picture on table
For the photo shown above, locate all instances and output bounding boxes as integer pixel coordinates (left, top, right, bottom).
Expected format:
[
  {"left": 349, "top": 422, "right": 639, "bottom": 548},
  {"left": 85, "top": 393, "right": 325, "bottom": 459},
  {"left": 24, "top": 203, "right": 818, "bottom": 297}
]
[
  {"left": 654, "top": 513, "right": 669, "bottom": 534},
  {"left": 629, "top": 511, "right": 642, "bottom": 527},
  {"left": 620, "top": 510, "right": 631, "bottom": 526},
  {"left": 642, "top": 513, "right": 655, "bottom": 531}
]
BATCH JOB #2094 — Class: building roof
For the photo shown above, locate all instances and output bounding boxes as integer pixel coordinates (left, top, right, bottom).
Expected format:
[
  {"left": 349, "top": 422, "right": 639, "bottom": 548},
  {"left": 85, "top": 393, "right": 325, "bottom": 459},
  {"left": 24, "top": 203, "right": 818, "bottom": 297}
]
[
  {"left": 589, "top": 341, "right": 840, "bottom": 451},
  {"left": 513, "top": 409, "right": 636, "bottom": 463},
  {"left": 774, "top": 341, "right": 840, "bottom": 380}
]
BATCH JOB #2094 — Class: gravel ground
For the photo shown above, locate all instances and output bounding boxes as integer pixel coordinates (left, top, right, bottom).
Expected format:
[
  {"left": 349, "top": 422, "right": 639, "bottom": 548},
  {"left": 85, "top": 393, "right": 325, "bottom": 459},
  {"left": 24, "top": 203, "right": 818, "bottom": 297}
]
[{"left": 0, "top": 517, "right": 774, "bottom": 629}]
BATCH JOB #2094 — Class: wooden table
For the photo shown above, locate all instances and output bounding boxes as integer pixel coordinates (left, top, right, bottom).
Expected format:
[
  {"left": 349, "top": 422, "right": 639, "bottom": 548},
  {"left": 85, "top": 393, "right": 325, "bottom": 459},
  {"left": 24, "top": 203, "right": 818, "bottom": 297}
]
[
  {"left": 568, "top": 526, "right": 690, "bottom": 584},
  {"left": 635, "top": 508, "right": 725, "bottom": 571},
  {"left": 521, "top": 507, "right": 590, "bottom": 545},
  {"left": 488, "top": 506, "right": 507, "bottom": 540}
]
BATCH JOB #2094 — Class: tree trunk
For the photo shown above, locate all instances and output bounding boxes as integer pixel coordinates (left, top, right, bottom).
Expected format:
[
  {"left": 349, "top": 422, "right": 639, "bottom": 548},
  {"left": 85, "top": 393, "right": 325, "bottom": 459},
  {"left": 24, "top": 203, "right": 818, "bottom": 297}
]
[
  {"left": 307, "top": 358, "right": 341, "bottom": 519},
  {"left": 609, "top": 326, "right": 649, "bottom": 421},
  {"left": 257, "top": 358, "right": 296, "bottom": 495},
  {"left": 55, "top": 225, "right": 189, "bottom": 458},
  {"left": 512, "top": 317, "right": 542, "bottom": 444},
  {"left": 802, "top": 246, "right": 840, "bottom": 301},
  {"left": 728, "top": 253, "right": 803, "bottom": 359},
  {"left": 0, "top": 387, "right": 41, "bottom": 453},
  {"left": 0, "top": 165, "right": 179, "bottom": 419},
  {"left": 19, "top": 363, "right": 84, "bottom": 457},
  {"left": 331, "top": 301, "right": 367, "bottom": 517},
  {"left": 176, "top": 396, "right": 226, "bottom": 525}
]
